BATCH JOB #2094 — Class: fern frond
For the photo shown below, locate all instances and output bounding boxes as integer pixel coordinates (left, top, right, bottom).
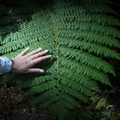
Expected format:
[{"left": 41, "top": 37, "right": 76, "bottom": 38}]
[
  {"left": 30, "top": 88, "right": 59, "bottom": 105},
  {"left": 55, "top": 22, "right": 120, "bottom": 39},
  {"left": 53, "top": 13, "right": 120, "bottom": 26},
  {"left": 14, "top": 74, "right": 56, "bottom": 89},
  {"left": 59, "top": 47, "right": 115, "bottom": 75},
  {"left": 59, "top": 67, "right": 101, "bottom": 93},
  {"left": 1, "top": 0, "right": 120, "bottom": 119},
  {"left": 58, "top": 39, "right": 120, "bottom": 59},
  {"left": 59, "top": 84, "right": 89, "bottom": 102},
  {"left": 59, "top": 56, "right": 111, "bottom": 86}
]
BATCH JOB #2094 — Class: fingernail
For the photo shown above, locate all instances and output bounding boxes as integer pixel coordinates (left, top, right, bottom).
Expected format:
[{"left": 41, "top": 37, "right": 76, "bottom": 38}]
[
  {"left": 49, "top": 55, "right": 52, "bottom": 57},
  {"left": 45, "top": 49, "right": 49, "bottom": 52},
  {"left": 38, "top": 48, "right": 42, "bottom": 51},
  {"left": 40, "top": 70, "right": 44, "bottom": 73}
]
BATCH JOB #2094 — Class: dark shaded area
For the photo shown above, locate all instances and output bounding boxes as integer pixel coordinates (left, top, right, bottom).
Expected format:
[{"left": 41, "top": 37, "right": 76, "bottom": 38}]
[{"left": 0, "top": 85, "right": 53, "bottom": 120}]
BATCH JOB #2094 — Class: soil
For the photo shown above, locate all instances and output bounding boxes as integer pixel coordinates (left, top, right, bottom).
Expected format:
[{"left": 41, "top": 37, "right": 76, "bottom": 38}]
[{"left": 0, "top": 84, "right": 52, "bottom": 120}]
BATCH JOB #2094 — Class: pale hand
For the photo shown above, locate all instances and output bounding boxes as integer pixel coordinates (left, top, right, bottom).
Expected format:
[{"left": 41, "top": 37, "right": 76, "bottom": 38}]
[{"left": 10, "top": 47, "right": 52, "bottom": 73}]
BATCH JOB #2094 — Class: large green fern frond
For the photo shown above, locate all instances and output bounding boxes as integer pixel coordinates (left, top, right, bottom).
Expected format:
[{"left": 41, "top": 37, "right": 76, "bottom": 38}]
[{"left": 0, "top": 0, "right": 120, "bottom": 119}]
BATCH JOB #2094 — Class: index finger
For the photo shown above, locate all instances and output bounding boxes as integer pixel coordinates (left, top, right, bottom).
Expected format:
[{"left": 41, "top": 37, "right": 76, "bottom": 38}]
[{"left": 17, "top": 47, "right": 30, "bottom": 57}]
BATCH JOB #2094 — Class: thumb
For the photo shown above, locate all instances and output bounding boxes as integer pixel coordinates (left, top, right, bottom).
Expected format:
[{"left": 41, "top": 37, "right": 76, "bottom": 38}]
[{"left": 26, "top": 68, "right": 44, "bottom": 73}]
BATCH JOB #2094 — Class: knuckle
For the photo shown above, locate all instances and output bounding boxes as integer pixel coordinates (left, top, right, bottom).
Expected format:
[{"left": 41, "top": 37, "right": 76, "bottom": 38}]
[
  {"left": 35, "top": 69, "right": 38, "bottom": 72},
  {"left": 23, "top": 69, "right": 29, "bottom": 73}
]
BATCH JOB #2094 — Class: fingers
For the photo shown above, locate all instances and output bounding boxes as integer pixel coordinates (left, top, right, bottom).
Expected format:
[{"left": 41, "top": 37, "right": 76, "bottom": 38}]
[
  {"left": 26, "top": 68, "right": 44, "bottom": 73},
  {"left": 26, "top": 48, "right": 42, "bottom": 57},
  {"left": 30, "top": 49, "right": 49, "bottom": 60},
  {"left": 17, "top": 47, "right": 30, "bottom": 57},
  {"left": 33, "top": 55, "right": 52, "bottom": 64}
]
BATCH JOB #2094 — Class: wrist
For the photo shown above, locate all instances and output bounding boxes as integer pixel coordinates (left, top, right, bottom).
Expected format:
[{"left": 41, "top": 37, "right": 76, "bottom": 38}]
[{"left": 10, "top": 58, "right": 15, "bottom": 73}]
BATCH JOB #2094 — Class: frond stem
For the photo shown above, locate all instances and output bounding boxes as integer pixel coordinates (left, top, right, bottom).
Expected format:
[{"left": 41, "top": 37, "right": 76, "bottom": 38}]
[{"left": 47, "top": 12, "right": 60, "bottom": 95}]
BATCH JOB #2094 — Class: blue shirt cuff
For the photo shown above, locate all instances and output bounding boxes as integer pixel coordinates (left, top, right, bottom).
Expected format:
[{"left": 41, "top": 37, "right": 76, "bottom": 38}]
[{"left": 0, "top": 56, "right": 12, "bottom": 73}]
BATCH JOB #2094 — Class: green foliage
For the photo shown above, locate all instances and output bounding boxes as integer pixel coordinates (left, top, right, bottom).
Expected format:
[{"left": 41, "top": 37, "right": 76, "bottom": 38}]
[{"left": 0, "top": 0, "right": 120, "bottom": 119}]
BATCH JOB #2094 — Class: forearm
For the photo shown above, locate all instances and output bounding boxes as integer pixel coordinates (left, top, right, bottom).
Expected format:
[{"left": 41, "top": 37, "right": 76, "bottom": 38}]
[{"left": 0, "top": 56, "right": 12, "bottom": 73}]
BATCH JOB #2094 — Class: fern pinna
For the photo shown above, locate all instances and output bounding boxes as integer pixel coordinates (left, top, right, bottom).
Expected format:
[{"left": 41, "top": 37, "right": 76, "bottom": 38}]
[{"left": 0, "top": 0, "right": 120, "bottom": 119}]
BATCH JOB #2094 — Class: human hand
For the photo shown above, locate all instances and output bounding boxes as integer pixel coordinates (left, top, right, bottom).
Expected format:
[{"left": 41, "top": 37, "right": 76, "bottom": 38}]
[{"left": 10, "top": 47, "right": 52, "bottom": 73}]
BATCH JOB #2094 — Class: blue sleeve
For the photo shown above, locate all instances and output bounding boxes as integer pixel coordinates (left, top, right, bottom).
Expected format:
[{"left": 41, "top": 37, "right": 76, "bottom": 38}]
[{"left": 0, "top": 56, "right": 12, "bottom": 73}]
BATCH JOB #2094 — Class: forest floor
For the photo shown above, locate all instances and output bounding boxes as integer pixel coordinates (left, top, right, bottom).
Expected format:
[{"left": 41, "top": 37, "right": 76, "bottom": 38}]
[
  {"left": 0, "top": 82, "right": 120, "bottom": 120},
  {"left": 0, "top": 84, "right": 53, "bottom": 120}
]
